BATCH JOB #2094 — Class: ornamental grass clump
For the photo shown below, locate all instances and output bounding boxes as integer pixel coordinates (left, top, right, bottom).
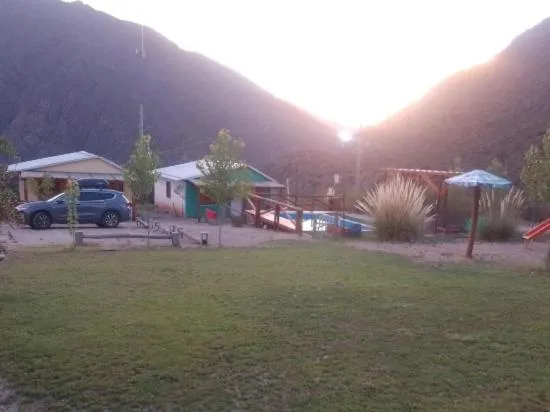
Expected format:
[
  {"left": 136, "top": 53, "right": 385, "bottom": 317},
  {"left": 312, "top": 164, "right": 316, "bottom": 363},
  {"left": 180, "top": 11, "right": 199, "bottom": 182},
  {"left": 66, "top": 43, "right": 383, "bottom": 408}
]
[
  {"left": 479, "top": 187, "right": 525, "bottom": 241},
  {"left": 355, "top": 175, "right": 433, "bottom": 241}
]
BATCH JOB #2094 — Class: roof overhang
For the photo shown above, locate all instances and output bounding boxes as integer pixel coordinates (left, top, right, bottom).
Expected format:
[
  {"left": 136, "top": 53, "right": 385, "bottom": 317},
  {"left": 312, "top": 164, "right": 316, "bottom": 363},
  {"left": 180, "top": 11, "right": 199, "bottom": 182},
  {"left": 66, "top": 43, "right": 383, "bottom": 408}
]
[
  {"left": 188, "top": 179, "right": 285, "bottom": 189},
  {"left": 381, "top": 167, "right": 462, "bottom": 177},
  {"left": 19, "top": 171, "right": 124, "bottom": 180},
  {"left": 7, "top": 151, "right": 123, "bottom": 172}
]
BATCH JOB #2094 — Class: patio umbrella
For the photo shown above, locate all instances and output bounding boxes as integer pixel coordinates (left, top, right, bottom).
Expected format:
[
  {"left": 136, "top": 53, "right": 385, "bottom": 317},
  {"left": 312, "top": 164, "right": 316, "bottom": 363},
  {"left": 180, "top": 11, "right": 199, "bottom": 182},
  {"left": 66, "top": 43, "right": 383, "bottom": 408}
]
[{"left": 445, "top": 169, "right": 512, "bottom": 258}]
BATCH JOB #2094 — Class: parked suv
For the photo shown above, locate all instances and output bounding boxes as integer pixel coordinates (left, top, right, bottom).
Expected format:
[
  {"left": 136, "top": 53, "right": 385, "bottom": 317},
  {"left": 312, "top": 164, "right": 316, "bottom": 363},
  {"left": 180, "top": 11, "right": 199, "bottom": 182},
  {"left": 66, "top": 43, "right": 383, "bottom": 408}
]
[{"left": 16, "top": 189, "right": 132, "bottom": 230}]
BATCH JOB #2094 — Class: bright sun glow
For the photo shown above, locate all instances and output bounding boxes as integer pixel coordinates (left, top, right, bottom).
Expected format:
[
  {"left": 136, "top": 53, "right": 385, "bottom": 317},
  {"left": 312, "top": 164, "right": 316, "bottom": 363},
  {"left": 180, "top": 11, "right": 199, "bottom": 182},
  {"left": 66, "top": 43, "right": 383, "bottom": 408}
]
[
  {"left": 338, "top": 130, "right": 353, "bottom": 142},
  {"left": 79, "top": 0, "right": 550, "bottom": 127}
]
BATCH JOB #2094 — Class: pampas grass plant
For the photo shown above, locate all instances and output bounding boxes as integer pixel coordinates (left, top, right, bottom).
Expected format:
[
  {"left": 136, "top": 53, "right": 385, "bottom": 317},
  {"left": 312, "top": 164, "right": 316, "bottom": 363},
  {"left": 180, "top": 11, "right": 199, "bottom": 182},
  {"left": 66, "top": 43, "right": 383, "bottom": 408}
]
[
  {"left": 479, "top": 187, "right": 525, "bottom": 241},
  {"left": 355, "top": 175, "right": 433, "bottom": 241}
]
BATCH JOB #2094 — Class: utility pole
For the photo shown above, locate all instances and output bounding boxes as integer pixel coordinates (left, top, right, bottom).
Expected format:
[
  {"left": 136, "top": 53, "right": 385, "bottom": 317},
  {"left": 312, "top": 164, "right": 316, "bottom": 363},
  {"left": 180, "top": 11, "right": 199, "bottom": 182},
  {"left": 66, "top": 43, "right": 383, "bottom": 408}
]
[
  {"left": 354, "top": 125, "right": 363, "bottom": 194},
  {"left": 137, "top": 24, "right": 146, "bottom": 136},
  {"left": 139, "top": 104, "right": 144, "bottom": 137}
]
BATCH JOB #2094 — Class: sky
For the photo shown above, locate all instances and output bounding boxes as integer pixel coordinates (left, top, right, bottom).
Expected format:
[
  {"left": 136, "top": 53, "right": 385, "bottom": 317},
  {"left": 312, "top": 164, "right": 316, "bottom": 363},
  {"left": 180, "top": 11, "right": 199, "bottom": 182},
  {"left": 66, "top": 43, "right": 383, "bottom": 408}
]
[{"left": 78, "top": 0, "right": 550, "bottom": 129}]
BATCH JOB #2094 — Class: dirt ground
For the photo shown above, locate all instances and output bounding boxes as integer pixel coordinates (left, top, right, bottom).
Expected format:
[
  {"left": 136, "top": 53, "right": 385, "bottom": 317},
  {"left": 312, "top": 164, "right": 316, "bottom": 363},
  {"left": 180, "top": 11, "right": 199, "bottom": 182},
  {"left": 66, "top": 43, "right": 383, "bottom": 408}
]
[
  {"left": 347, "top": 237, "right": 549, "bottom": 269},
  {"left": 1, "top": 218, "right": 547, "bottom": 269},
  {"left": 0, "top": 218, "right": 310, "bottom": 250}
]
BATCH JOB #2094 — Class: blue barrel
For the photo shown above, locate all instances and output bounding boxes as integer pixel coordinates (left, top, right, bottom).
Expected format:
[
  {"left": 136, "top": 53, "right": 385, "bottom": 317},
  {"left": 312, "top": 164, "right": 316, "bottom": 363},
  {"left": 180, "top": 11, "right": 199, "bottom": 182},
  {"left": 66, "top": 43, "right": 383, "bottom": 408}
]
[{"left": 349, "top": 223, "right": 362, "bottom": 237}]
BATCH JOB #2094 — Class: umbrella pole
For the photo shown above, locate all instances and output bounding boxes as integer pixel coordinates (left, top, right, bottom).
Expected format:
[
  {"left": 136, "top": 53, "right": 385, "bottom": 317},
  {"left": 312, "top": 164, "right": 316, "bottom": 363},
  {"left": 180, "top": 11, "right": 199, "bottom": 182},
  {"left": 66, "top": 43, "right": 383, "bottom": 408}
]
[{"left": 466, "top": 186, "right": 481, "bottom": 258}]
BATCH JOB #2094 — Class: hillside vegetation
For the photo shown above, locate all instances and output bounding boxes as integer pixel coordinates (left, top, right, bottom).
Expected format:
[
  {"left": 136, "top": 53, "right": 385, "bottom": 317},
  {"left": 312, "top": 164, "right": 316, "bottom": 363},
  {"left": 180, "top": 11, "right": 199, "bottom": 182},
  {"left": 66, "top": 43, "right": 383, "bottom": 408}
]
[{"left": 0, "top": 0, "right": 336, "bottom": 168}]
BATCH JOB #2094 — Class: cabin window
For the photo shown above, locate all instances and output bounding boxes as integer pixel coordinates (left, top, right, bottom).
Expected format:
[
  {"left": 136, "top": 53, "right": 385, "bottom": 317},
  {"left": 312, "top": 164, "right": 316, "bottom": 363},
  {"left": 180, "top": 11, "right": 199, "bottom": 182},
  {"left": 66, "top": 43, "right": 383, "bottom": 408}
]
[{"left": 166, "top": 181, "right": 172, "bottom": 198}]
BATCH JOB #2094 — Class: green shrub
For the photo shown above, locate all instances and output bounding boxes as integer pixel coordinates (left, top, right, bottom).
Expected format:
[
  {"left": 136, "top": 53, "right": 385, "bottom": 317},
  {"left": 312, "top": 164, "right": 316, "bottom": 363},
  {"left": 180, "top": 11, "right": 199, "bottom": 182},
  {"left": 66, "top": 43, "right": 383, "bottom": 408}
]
[
  {"left": 478, "top": 219, "right": 517, "bottom": 241},
  {"left": 479, "top": 187, "right": 525, "bottom": 241},
  {"left": 355, "top": 175, "right": 433, "bottom": 241}
]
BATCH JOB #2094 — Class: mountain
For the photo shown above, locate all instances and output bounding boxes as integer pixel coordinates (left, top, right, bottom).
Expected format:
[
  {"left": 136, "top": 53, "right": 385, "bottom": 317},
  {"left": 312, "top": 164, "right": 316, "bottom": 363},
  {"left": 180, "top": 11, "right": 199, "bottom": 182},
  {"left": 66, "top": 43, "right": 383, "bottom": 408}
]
[
  {"left": 368, "top": 17, "right": 550, "bottom": 178},
  {"left": 0, "top": 0, "right": 337, "bottom": 168},
  {"left": 3, "top": 0, "right": 550, "bottom": 192}
]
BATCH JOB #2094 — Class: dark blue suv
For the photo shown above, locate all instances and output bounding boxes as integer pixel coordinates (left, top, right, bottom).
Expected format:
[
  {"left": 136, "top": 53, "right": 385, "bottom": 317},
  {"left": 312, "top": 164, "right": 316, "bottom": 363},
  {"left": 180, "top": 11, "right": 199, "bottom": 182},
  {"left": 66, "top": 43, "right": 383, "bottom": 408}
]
[{"left": 16, "top": 189, "right": 132, "bottom": 230}]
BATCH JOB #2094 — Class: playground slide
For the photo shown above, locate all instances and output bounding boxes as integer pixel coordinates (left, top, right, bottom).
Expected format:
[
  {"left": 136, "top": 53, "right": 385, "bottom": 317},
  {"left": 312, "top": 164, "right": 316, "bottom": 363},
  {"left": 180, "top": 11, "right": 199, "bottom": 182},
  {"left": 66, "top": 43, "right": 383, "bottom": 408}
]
[{"left": 522, "top": 218, "right": 550, "bottom": 241}]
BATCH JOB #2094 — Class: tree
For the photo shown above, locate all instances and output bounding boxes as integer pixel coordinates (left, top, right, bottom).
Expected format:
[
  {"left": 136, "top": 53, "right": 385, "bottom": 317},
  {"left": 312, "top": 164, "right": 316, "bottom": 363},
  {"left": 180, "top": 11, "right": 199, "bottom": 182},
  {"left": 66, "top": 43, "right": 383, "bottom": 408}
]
[
  {"left": 29, "top": 173, "right": 55, "bottom": 200},
  {"left": 123, "top": 134, "right": 160, "bottom": 246},
  {"left": 487, "top": 157, "right": 508, "bottom": 178},
  {"left": 197, "top": 129, "right": 251, "bottom": 247},
  {"left": 0, "top": 136, "right": 15, "bottom": 160},
  {"left": 521, "top": 129, "right": 550, "bottom": 206},
  {"left": 65, "top": 179, "right": 80, "bottom": 249},
  {"left": 0, "top": 136, "right": 18, "bottom": 225}
]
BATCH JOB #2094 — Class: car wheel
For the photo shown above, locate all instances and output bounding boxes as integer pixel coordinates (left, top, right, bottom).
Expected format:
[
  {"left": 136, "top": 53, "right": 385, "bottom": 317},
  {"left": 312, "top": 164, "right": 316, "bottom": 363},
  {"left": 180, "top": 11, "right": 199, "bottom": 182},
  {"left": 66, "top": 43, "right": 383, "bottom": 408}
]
[
  {"left": 102, "top": 211, "right": 120, "bottom": 228},
  {"left": 31, "top": 212, "right": 52, "bottom": 230}
]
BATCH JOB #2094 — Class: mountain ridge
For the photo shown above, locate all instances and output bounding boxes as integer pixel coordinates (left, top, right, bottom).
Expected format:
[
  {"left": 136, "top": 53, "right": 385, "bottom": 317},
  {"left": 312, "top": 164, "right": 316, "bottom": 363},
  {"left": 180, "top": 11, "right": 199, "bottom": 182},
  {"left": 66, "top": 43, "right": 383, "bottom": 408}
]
[
  {"left": 0, "top": 0, "right": 337, "bottom": 168},
  {"left": 2, "top": 0, "right": 550, "bottom": 190},
  {"left": 369, "top": 16, "right": 550, "bottom": 177}
]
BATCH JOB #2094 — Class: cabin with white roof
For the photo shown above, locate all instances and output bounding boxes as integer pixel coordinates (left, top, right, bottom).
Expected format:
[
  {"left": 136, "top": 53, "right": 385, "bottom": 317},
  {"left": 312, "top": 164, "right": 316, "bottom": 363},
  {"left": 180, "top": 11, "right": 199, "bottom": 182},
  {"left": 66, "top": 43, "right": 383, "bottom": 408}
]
[
  {"left": 154, "top": 161, "right": 284, "bottom": 218},
  {"left": 7, "top": 151, "right": 131, "bottom": 202}
]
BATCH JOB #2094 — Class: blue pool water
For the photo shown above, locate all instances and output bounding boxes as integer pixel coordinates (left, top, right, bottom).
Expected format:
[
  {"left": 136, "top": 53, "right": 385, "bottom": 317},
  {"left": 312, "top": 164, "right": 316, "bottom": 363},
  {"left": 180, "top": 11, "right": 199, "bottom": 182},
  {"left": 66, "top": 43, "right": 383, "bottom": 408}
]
[{"left": 280, "top": 211, "right": 372, "bottom": 232}]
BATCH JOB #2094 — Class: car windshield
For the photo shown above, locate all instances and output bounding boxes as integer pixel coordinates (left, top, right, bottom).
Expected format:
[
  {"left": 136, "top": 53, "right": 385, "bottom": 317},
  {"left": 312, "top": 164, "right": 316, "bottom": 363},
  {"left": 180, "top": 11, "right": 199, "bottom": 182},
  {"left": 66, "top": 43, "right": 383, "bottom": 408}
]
[{"left": 47, "top": 193, "right": 65, "bottom": 202}]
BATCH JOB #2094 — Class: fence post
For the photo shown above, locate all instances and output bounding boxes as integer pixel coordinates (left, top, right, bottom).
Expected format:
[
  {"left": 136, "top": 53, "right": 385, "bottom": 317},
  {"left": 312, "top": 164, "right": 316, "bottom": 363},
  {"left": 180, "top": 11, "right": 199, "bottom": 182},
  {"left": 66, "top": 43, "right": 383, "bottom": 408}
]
[{"left": 171, "top": 232, "right": 181, "bottom": 247}]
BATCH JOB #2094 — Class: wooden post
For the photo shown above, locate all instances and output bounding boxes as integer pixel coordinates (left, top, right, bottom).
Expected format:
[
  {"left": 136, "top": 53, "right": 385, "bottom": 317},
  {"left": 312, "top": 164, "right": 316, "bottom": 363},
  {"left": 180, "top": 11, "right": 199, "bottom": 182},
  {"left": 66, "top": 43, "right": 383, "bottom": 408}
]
[
  {"left": 240, "top": 196, "right": 246, "bottom": 218},
  {"left": 434, "top": 179, "right": 443, "bottom": 234},
  {"left": 274, "top": 204, "right": 280, "bottom": 231},
  {"left": 23, "top": 178, "right": 29, "bottom": 201},
  {"left": 171, "top": 232, "right": 181, "bottom": 247},
  {"left": 342, "top": 186, "right": 346, "bottom": 234},
  {"left": 442, "top": 184, "right": 449, "bottom": 233},
  {"left": 254, "top": 197, "right": 261, "bottom": 228},
  {"left": 296, "top": 209, "right": 303, "bottom": 235},
  {"left": 466, "top": 186, "right": 481, "bottom": 259},
  {"left": 196, "top": 190, "right": 201, "bottom": 223}
]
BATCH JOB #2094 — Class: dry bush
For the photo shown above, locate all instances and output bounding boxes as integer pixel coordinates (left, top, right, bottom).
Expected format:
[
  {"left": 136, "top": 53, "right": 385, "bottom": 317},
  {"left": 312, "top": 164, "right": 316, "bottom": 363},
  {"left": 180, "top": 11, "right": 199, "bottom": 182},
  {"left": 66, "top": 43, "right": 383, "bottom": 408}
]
[
  {"left": 355, "top": 175, "right": 433, "bottom": 241},
  {"left": 479, "top": 187, "right": 525, "bottom": 241}
]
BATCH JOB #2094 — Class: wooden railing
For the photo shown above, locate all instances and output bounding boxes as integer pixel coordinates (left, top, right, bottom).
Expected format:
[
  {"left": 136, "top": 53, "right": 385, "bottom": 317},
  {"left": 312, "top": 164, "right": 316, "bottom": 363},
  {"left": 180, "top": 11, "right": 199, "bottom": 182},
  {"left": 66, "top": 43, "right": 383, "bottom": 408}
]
[{"left": 248, "top": 194, "right": 303, "bottom": 235}]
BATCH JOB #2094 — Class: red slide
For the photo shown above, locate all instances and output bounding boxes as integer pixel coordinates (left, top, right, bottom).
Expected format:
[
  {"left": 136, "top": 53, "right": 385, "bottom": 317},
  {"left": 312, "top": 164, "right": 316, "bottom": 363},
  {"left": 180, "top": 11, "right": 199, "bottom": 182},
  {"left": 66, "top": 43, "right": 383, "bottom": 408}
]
[{"left": 523, "top": 218, "right": 550, "bottom": 241}]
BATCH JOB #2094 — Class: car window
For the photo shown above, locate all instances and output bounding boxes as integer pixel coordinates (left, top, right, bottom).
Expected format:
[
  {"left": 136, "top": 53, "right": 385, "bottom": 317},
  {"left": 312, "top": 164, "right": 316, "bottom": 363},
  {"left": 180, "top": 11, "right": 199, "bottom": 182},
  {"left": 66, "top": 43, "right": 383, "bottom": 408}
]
[
  {"left": 98, "top": 192, "right": 115, "bottom": 200},
  {"left": 78, "top": 179, "right": 109, "bottom": 189},
  {"left": 79, "top": 192, "right": 102, "bottom": 201},
  {"left": 48, "top": 193, "right": 66, "bottom": 202}
]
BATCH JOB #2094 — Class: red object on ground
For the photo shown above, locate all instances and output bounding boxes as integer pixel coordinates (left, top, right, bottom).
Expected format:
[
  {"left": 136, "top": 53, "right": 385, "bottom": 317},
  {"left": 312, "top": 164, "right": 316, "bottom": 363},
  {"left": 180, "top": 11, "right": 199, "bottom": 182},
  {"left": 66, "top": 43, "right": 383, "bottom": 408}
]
[
  {"left": 205, "top": 208, "right": 217, "bottom": 221},
  {"left": 523, "top": 218, "right": 550, "bottom": 241}
]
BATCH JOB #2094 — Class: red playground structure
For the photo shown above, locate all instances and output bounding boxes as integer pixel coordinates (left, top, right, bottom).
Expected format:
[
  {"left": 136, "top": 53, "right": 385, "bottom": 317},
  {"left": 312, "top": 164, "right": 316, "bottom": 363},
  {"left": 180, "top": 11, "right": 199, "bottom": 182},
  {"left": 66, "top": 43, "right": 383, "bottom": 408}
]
[{"left": 523, "top": 218, "right": 550, "bottom": 243}]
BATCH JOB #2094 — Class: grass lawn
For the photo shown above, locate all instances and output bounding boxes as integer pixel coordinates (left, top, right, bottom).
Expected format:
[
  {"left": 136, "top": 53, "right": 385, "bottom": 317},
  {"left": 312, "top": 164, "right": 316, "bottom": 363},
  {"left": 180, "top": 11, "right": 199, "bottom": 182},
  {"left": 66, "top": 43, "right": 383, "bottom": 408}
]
[{"left": 1, "top": 246, "right": 550, "bottom": 411}]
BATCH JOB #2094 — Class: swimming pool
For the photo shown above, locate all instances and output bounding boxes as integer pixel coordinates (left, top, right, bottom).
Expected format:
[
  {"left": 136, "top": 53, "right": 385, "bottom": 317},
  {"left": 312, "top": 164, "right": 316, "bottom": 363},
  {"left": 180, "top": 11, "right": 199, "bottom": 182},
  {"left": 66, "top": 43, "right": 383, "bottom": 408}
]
[{"left": 280, "top": 211, "right": 372, "bottom": 233}]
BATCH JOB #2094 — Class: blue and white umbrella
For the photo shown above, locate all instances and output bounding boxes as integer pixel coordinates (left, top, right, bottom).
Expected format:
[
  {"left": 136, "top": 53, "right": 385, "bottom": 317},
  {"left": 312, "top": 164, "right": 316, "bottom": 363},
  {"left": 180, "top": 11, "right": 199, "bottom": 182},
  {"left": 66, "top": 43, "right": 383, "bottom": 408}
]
[
  {"left": 445, "top": 169, "right": 512, "bottom": 189},
  {"left": 445, "top": 170, "right": 512, "bottom": 258}
]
